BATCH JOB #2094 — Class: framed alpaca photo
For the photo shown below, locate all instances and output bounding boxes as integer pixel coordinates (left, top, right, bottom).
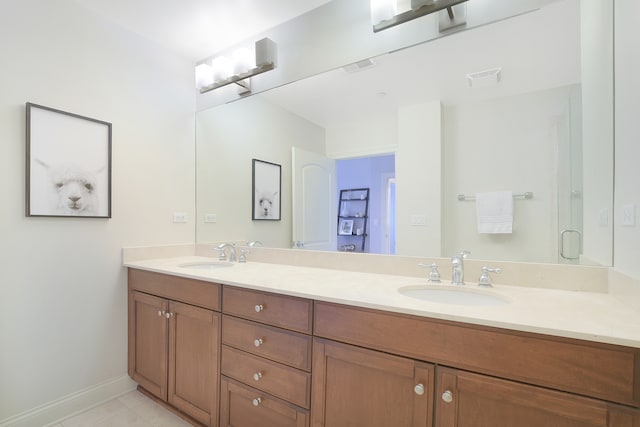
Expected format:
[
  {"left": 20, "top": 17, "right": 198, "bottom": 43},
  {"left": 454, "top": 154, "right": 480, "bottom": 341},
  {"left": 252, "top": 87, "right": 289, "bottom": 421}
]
[
  {"left": 252, "top": 159, "right": 281, "bottom": 221},
  {"left": 26, "top": 103, "right": 112, "bottom": 218}
]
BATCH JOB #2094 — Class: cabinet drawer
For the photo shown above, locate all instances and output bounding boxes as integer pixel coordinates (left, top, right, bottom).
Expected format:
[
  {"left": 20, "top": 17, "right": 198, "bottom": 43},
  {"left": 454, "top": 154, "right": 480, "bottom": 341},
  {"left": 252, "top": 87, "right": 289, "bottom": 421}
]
[
  {"left": 128, "top": 268, "right": 221, "bottom": 311},
  {"left": 315, "top": 301, "right": 640, "bottom": 407},
  {"left": 221, "top": 345, "right": 311, "bottom": 408},
  {"left": 222, "top": 315, "right": 312, "bottom": 371},
  {"left": 223, "top": 286, "right": 312, "bottom": 333},
  {"left": 220, "top": 377, "right": 309, "bottom": 427}
]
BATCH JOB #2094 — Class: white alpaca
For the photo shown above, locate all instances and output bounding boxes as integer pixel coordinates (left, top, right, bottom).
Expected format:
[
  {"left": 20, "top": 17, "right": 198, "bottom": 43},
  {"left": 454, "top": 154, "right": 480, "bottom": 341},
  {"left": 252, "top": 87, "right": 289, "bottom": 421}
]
[
  {"left": 255, "top": 190, "right": 279, "bottom": 219},
  {"left": 36, "top": 159, "right": 102, "bottom": 216}
]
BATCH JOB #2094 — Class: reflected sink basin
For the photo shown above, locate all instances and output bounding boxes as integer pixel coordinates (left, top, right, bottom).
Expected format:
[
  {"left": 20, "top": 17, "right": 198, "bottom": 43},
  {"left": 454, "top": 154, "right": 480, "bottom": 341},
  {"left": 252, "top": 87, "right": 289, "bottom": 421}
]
[
  {"left": 178, "top": 261, "right": 233, "bottom": 270},
  {"left": 399, "top": 285, "right": 509, "bottom": 306}
]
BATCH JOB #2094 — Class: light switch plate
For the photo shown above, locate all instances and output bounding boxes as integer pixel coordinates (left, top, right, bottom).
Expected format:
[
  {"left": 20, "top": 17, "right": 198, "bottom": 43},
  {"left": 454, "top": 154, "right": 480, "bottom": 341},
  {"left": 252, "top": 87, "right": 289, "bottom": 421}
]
[
  {"left": 411, "top": 214, "right": 427, "bottom": 226},
  {"left": 622, "top": 204, "right": 636, "bottom": 227},
  {"left": 204, "top": 213, "right": 217, "bottom": 223},
  {"left": 172, "top": 212, "right": 188, "bottom": 223}
]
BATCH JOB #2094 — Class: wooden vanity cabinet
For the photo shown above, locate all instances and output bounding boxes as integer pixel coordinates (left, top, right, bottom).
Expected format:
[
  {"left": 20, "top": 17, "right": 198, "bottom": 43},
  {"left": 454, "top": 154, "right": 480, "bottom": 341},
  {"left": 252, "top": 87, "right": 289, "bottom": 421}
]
[
  {"left": 311, "top": 338, "right": 434, "bottom": 427},
  {"left": 128, "top": 269, "right": 221, "bottom": 427},
  {"left": 313, "top": 301, "right": 640, "bottom": 427},
  {"left": 220, "top": 287, "right": 313, "bottom": 427},
  {"left": 436, "top": 367, "right": 637, "bottom": 427},
  {"left": 220, "top": 377, "right": 310, "bottom": 427}
]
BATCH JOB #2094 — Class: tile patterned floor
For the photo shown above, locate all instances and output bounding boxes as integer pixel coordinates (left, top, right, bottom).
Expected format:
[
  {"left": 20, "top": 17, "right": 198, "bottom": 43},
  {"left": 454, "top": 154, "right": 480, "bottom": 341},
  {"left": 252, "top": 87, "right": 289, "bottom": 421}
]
[{"left": 51, "top": 390, "right": 194, "bottom": 427}]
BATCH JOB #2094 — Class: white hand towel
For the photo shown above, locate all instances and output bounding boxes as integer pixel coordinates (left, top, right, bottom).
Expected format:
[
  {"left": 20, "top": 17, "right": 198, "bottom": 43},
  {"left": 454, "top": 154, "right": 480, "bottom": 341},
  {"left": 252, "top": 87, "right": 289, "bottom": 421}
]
[{"left": 475, "top": 191, "right": 513, "bottom": 234}]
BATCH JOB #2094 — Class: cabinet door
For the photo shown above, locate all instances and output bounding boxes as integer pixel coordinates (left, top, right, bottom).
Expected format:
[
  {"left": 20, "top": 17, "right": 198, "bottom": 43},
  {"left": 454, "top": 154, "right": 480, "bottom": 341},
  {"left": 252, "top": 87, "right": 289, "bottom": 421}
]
[
  {"left": 220, "top": 377, "right": 309, "bottom": 427},
  {"left": 436, "top": 367, "right": 617, "bottom": 427},
  {"left": 311, "top": 338, "right": 433, "bottom": 427},
  {"left": 168, "top": 301, "right": 220, "bottom": 427},
  {"left": 129, "top": 291, "right": 168, "bottom": 400}
]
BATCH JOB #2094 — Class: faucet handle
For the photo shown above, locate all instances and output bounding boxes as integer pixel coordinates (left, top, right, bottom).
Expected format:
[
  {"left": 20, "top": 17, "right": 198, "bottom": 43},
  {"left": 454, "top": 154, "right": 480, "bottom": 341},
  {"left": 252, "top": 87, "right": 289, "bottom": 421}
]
[
  {"left": 214, "top": 246, "right": 227, "bottom": 261},
  {"left": 478, "top": 266, "right": 501, "bottom": 287},
  {"left": 459, "top": 250, "right": 471, "bottom": 259},
  {"left": 239, "top": 249, "right": 248, "bottom": 263},
  {"left": 418, "top": 263, "right": 441, "bottom": 283}
]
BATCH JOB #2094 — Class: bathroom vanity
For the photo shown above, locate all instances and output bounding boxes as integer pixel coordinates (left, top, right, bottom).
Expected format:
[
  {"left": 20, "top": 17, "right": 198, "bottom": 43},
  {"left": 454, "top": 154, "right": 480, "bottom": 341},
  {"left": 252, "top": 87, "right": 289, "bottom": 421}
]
[{"left": 126, "top": 254, "right": 640, "bottom": 427}]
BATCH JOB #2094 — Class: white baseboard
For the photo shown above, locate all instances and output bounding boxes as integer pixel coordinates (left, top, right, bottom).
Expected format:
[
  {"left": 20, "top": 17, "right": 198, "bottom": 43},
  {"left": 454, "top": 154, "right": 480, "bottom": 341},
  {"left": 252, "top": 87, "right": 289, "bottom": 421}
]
[{"left": 0, "top": 375, "right": 137, "bottom": 427}]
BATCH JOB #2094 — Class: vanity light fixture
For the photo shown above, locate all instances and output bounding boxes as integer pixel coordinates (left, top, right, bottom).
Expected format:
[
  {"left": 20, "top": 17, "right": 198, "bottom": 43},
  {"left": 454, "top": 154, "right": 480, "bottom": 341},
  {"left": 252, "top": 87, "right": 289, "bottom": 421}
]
[
  {"left": 196, "top": 38, "right": 277, "bottom": 95},
  {"left": 371, "top": 0, "right": 469, "bottom": 33}
]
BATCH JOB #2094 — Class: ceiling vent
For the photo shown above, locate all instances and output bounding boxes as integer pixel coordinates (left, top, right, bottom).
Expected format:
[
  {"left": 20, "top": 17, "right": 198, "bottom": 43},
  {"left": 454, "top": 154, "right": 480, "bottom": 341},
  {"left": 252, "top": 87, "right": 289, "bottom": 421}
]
[
  {"left": 343, "top": 58, "right": 376, "bottom": 73},
  {"left": 466, "top": 67, "right": 502, "bottom": 88}
]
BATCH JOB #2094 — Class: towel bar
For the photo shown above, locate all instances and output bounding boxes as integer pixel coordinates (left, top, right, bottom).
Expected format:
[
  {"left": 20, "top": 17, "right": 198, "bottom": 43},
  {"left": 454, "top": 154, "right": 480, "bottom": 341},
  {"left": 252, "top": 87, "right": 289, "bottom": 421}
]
[{"left": 457, "top": 192, "right": 533, "bottom": 201}]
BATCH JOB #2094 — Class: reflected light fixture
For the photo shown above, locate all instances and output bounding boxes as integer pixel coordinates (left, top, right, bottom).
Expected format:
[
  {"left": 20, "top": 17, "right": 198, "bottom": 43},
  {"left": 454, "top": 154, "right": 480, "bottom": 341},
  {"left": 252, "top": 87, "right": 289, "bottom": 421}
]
[
  {"left": 196, "top": 38, "right": 277, "bottom": 94},
  {"left": 371, "top": 0, "right": 468, "bottom": 33}
]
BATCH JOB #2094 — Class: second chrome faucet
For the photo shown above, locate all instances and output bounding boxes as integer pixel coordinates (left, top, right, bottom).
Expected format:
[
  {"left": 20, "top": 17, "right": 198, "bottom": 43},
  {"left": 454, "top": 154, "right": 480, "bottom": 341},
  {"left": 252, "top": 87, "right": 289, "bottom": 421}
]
[{"left": 451, "top": 250, "right": 470, "bottom": 285}]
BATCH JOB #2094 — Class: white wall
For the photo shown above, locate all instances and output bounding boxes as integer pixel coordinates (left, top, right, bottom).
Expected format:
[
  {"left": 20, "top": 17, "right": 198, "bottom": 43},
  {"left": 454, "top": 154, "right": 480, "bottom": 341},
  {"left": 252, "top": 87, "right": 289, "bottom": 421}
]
[
  {"left": 196, "top": 96, "right": 325, "bottom": 248},
  {"left": 0, "top": 1, "right": 195, "bottom": 424},
  {"left": 580, "top": 0, "right": 614, "bottom": 266},
  {"left": 442, "top": 87, "right": 577, "bottom": 263},
  {"left": 396, "top": 101, "right": 442, "bottom": 257},
  {"left": 614, "top": 0, "right": 640, "bottom": 278},
  {"left": 326, "top": 113, "right": 397, "bottom": 158}
]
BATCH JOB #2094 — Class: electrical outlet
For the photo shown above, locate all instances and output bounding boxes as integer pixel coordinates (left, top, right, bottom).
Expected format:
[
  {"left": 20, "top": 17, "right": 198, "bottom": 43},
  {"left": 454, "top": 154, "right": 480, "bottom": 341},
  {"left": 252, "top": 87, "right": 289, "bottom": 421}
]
[
  {"left": 172, "top": 212, "right": 188, "bottom": 223},
  {"left": 204, "top": 213, "right": 217, "bottom": 223},
  {"left": 622, "top": 204, "right": 636, "bottom": 227},
  {"left": 410, "top": 214, "right": 427, "bottom": 226}
]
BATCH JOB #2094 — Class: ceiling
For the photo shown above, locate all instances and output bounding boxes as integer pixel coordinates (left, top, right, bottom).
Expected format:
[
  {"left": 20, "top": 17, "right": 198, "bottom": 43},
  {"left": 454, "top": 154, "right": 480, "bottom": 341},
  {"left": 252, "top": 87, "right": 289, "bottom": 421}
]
[
  {"left": 260, "top": 0, "right": 581, "bottom": 127},
  {"left": 71, "top": 0, "right": 333, "bottom": 62}
]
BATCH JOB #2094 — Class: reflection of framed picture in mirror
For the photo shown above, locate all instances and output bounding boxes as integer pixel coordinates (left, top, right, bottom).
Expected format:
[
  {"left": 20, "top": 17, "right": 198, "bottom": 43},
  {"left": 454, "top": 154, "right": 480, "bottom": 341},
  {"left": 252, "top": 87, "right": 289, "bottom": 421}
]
[
  {"left": 339, "top": 219, "right": 354, "bottom": 235},
  {"left": 252, "top": 159, "right": 281, "bottom": 220}
]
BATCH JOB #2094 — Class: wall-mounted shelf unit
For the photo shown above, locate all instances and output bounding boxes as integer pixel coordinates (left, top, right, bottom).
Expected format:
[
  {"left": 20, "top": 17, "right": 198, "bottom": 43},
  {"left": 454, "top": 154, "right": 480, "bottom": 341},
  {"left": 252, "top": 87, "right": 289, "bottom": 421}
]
[{"left": 337, "top": 188, "right": 370, "bottom": 252}]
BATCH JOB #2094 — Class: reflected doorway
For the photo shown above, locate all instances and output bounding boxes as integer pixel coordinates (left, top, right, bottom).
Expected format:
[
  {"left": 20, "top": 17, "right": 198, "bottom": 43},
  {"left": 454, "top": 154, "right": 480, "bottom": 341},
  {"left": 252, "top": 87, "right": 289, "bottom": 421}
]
[{"left": 336, "top": 154, "right": 396, "bottom": 254}]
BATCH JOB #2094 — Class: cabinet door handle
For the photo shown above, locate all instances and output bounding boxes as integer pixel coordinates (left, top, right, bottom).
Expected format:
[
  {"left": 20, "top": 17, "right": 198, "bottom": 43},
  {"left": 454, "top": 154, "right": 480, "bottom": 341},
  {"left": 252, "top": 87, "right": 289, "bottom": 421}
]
[
  {"left": 252, "top": 397, "right": 262, "bottom": 406},
  {"left": 157, "top": 310, "right": 164, "bottom": 317},
  {"left": 414, "top": 383, "right": 425, "bottom": 396},
  {"left": 253, "top": 372, "right": 263, "bottom": 381},
  {"left": 442, "top": 390, "right": 454, "bottom": 403},
  {"left": 254, "top": 304, "right": 264, "bottom": 313},
  {"left": 254, "top": 338, "right": 263, "bottom": 347},
  {"left": 165, "top": 312, "right": 173, "bottom": 319}
]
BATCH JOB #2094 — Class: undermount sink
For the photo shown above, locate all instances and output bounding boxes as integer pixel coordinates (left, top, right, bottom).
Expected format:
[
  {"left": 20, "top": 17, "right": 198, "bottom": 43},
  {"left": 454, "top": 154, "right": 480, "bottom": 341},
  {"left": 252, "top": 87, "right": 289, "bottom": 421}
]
[
  {"left": 399, "top": 285, "right": 509, "bottom": 307},
  {"left": 178, "top": 261, "right": 233, "bottom": 270}
]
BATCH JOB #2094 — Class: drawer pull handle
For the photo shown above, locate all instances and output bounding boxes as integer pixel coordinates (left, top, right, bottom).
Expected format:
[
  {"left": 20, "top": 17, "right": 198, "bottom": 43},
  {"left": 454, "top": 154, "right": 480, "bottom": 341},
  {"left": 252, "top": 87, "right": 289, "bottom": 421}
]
[
  {"left": 253, "top": 372, "right": 263, "bottom": 381},
  {"left": 442, "top": 390, "right": 454, "bottom": 403},
  {"left": 254, "top": 338, "right": 263, "bottom": 347},
  {"left": 254, "top": 304, "right": 264, "bottom": 312},
  {"left": 414, "top": 383, "right": 425, "bottom": 396},
  {"left": 252, "top": 397, "right": 262, "bottom": 406}
]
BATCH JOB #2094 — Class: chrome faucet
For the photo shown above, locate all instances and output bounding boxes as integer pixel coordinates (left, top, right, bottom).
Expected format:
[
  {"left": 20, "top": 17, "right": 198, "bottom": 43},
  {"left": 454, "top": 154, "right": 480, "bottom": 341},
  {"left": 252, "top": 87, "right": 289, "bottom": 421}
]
[
  {"left": 216, "top": 243, "right": 237, "bottom": 262},
  {"left": 451, "top": 251, "right": 470, "bottom": 285}
]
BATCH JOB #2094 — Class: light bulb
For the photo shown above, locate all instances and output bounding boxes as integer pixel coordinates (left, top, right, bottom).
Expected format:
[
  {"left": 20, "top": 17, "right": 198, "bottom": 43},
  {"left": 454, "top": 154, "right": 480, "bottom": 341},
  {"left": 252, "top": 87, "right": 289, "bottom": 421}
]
[
  {"left": 211, "top": 56, "right": 233, "bottom": 82},
  {"left": 195, "top": 63, "right": 213, "bottom": 89},
  {"left": 370, "top": 0, "right": 397, "bottom": 25},
  {"left": 232, "top": 48, "right": 255, "bottom": 75}
]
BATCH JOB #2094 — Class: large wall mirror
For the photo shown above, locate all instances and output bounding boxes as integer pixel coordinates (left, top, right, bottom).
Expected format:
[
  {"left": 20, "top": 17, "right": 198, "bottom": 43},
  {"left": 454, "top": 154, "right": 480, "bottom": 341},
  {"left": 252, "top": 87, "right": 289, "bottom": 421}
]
[{"left": 196, "top": 0, "right": 613, "bottom": 266}]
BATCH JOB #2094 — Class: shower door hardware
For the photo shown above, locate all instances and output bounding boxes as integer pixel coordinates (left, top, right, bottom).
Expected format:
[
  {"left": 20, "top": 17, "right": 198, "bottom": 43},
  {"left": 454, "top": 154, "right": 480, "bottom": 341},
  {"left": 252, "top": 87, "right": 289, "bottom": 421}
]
[{"left": 560, "top": 229, "right": 582, "bottom": 260}]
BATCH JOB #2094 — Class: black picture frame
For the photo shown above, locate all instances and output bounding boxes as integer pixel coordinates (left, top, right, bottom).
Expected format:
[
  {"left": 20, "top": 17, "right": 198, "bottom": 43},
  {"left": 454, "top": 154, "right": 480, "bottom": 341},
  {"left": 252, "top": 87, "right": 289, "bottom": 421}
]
[
  {"left": 252, "top": 159, "right": 281, "bottom": 221},
  {"left": 339, "top": 219, "right": 354, "bottom": 235},
  {"left": 26, "top": 103, "right": 112, "bottom": 218}
]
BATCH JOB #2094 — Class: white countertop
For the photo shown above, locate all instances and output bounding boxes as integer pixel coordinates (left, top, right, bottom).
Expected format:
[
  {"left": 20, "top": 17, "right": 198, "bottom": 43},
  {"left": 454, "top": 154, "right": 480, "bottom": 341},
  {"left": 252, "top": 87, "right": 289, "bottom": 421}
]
[{"left": 125, "top": 256, "right": 640, "bottom": 349}]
